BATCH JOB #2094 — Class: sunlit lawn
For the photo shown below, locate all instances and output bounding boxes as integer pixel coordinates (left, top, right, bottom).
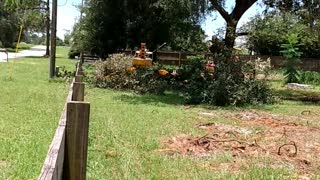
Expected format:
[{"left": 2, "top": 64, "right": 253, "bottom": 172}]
[
  {"left": 0, "top": 47, "right": 75, "bottom": 179},
  {"left": 86, "top": 75, "right": 320, "bottom": 179},
  {"left": 1, "top": 48, "right": 319, "bottom": 179}
]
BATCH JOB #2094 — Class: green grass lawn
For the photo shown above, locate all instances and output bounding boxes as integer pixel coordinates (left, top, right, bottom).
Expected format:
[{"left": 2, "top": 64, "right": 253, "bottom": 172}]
[
  {"left": 0, "top": 47, "right": 75, "bottom": 179},
  {"left": 86, "top": 88, "right": 320, "bottom": 179},
  {"left": 1, "top": 49, "right": 320, "bottom": 179},
  {"left": 85, "top": 69, "right": 320, "bottom": 179}
]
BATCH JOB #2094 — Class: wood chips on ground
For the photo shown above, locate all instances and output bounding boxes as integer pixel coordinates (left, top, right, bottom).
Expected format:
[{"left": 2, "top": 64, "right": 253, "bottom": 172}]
[{"left": 159, "top": 110, "right": 320, "bottom": 178}]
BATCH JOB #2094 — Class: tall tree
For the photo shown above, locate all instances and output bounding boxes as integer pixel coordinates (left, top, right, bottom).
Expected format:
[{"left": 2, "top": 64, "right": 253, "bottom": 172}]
[
  {"left": 206, "top": 0, "right": 257, "bottom": 49},
  {"left": 3, "top": 0, "right": 47, "bottom": 32},
  {"left": 80, "top": 0, "right": 126, "bottom": 57},
  {"left": 0, "top": 1, "right": 18, "bottom": 47},
  {"left": 73, "top": 0, "right": 208, "bottom": 57}
]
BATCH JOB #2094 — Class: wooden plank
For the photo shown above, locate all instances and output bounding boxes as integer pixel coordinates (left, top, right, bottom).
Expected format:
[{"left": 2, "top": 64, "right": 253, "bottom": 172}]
[
  {"left": 76, "top": 62, "right": 84, "bottom": 76},
  {"left": 63, "top": 102, "right": 90, "bottom": 180},
  {"left": 80, "top": 53, "right": 84, "bottom": 65},
  {"left": 178, "top": 51, "right": 181, "bottom": 67},
  {"left": 38, "top": 81, "right": 74, "bottom": 180},
  {"left": 72, "top": 82, "right": 85, "bottom": 101},
  {"left": 75, "top": 75, "right": 83, "bottom": 83},
  {"left": 38, "top": 115, "right": 66, "bottom": 180},
  {"left": 156, "top": 57, "right": 180, "bottom": 61}
]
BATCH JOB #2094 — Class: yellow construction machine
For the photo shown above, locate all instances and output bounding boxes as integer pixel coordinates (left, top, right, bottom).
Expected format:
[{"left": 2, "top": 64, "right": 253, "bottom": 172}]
[{"left": 132, "top": 43, "right": 152, "bottom": 68}]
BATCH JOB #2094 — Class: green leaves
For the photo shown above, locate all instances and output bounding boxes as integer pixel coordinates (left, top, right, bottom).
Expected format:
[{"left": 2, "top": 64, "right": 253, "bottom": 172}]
[
  {"left": 71, "top": 0, "right": 208, "bottom": 56},
  {"left": 245, "top": 11, "right": 320, "bottom": 58},
  {"left": 281, "top": 33, "right": 302, "bottom": 84}
]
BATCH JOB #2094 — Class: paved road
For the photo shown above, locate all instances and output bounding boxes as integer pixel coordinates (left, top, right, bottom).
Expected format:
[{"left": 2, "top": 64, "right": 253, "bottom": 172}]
[{"left": 0, "top": 45, "right": 46, "bottom": 62}]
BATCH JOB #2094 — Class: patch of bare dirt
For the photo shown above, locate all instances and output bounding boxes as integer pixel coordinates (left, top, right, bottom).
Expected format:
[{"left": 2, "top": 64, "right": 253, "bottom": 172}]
[
  {"left": 159, "top": 110, "right": 320, "bottom": 177},
  {"left": 0, "top": 161, "right": 7, "bottom": 168}
]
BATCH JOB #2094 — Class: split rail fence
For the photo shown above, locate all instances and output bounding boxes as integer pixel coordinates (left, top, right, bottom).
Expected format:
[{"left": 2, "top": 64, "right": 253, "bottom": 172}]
[{"left": 38, "top": 62, "right": 90, "bottom": 180}]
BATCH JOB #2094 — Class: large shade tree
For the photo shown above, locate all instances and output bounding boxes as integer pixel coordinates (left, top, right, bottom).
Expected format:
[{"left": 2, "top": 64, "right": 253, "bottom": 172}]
[
  {"left": 204, "top": 0, "right": 320, "bottom": 50},
  {"left": 0, "top": 0, "right": 47, "bottom": 47},
  {"left": 207, "top": 0, "right": 257, "bottom": 49},
  {"left": 71, "top": 0, "right": 320, "bottom": 57},
  {"left": 72, "top": 0, "right": 209, "bottom": 57},
  {"left": 4, "top": 0, "right": 47, "bottom": 32},
  {"left": 0, "top": 1, "right": 18, "bottom": 47}
]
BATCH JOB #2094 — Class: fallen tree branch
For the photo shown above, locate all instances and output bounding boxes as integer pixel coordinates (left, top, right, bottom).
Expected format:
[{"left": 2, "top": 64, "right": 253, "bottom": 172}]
[
  {"left": 278, "top": 141, "right": 298, "bottom": 157},
  {"left": 197, "top": 137, "right": 251, "bottom": 146}
]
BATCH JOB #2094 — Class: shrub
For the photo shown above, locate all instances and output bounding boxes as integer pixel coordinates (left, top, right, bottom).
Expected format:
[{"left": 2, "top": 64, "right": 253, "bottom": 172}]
[
  {"left": 245, "top": 11, "right": 320, "bottom": 58},
  {"left": 89, "top": 53, "right": 274, "bottom": 106},
  {"left": 68, "top": 47, "right": 80, "bottom": 59},
  {"left": 300, "top": 71, "right": 320, "bottom": 85},
  {"left": 182, "top": 56, "right": 274, "bottom": 106},
  {"left": 281, "top": 34, "right": 302, "bottom": 84},
  {"left": 54, "top": 66, "right": 75, "bottom": 82},
  {"left": 93, "top": 54, "right": 170, "bottom": 94}
]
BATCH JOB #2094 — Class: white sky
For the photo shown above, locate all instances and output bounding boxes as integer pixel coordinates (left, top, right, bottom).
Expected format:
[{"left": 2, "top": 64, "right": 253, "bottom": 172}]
[
  {"left": 202, "top": 0, "right": 264, "bottom": 39},
  {"left": 55, "top": 0, "right": 263, "bottom": 39},
  {"left": 56, "top": 0, "right": 81, "bottom": 39}
]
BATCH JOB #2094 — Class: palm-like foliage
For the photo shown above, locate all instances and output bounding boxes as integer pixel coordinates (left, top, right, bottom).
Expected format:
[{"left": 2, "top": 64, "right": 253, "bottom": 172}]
[{"left": 281, "top": 34, "right": 302, "bottom": 83}]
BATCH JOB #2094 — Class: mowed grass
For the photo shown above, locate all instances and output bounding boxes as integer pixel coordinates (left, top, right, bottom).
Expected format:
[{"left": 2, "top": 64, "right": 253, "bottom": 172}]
[
  {"left": 0, "top": 46, "right": 75, "bottom": 179},
  {"left": 86, "top": 69, "right": 320, "bottom": 179},
  {"left": 86, "top": 89, "right": 320, "bottom": 179}
]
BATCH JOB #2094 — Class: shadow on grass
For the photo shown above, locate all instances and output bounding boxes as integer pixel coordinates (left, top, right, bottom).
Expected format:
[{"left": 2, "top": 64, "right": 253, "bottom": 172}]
[
  {"left": 274, "top": 88, "right": 320, "bottom": 103},
  {"left": 23, "top": 56, "right": 71, "bottom": 59},
  {"left": 24, "top": 56, "right": 47, "bottom": 59},
  {"left": 113, "top": 91, "right": 185, "bottom": 106}
]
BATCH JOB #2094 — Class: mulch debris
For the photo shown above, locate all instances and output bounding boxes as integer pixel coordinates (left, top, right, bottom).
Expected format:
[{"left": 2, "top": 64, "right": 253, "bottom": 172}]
[{"left": 159, "top": 110, "right": 320, "bottom": 177}]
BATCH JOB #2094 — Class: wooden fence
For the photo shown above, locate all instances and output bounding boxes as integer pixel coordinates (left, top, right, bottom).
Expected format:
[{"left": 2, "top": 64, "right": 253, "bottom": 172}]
[
  {"left": 122, "top": 50, "right": 213, "bottom": 66},
  {"left": 38, "top": 62, "right": 90, "bottom": 180},
  {"left": 123, "top": 50, "right": 320, "bottom": 72}
]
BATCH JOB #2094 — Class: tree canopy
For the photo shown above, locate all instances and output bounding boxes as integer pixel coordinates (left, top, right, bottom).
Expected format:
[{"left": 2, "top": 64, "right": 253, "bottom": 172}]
[
  {"left": 0, "top": 0, "right": 47, "bottom": 47},
  {"left": 71, "top": 0, "right": 209, "bottom": 57},
  {"left": 244, "top": 10, "right": 320, "bottom": 58},
  {"left": 69, "top": 0, "right": 320, "bottom": 58}
]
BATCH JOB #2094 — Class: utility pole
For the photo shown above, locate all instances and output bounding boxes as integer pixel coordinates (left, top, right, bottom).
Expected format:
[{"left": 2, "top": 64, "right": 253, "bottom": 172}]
[
  {"left": 49, "top": 0, "right": 57, "bottom": 78},
  {"left": 45, "top": 0, "right": 50, "bottom": 56},
  {"left": 79, "top": 0, "right": 85, "bottom": 65}
]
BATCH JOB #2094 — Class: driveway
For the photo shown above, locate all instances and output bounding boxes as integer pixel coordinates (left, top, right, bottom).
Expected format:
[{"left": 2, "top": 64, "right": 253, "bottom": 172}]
[{"left": 0, "top": 45, "right": 46, "bottom": 62}]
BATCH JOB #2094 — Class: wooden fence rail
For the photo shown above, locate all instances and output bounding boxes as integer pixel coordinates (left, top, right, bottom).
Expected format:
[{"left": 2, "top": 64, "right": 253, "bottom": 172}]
[
  {"left": 39, "top": 62, "right": 90, "bottom": 180},
  {"left": 122, "top": 50, "right": 320, "bottom": 72}
]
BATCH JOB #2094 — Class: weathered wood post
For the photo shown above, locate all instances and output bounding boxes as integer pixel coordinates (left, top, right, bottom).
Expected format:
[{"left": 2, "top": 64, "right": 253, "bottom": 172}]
[
  {"left": 178, "top": 51, "right": 182, "bottom": 66},
  {"left": 80, "top": 52, "right": 84, "bottom": 65},
  {"left": 76, "top": 63, "right": 84, "bottom": 76},
  {"left": 72, "top": 82, "right": 85, "bottom": 101},
  {"left": 75, "top": 75, "right": 83, "bottom": 83},
  {"left": 63, "top": 102, "right": 90, "bottom": 180}
]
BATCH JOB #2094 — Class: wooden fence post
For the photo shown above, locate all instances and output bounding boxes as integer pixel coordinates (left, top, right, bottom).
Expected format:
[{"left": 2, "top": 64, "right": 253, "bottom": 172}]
[
  {"left": 80, "top": 52, "right": 84, "bottom": 65},
  {"left": 76, "top": 63, "right": 84, "bottom": 76},
  {"left": 63, "top": 102, "right": 90, "bottom": 180},
  {"left": 72, "top": 82, "right": 85, "bottom": 101},
  {"left": 178, "top": 51, "right": 181, "bottom": 66},
  {"left": 75, "top": 75, "right": 83, "bottom": 83},
  {"left": 77, "top": 70, "right": 84, "bottom": 76}
]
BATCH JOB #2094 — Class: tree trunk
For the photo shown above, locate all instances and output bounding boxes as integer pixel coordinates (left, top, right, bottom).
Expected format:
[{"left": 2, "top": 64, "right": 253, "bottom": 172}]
[{"left": 224, "top": 21, "right": 237, "bottom": 50}]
